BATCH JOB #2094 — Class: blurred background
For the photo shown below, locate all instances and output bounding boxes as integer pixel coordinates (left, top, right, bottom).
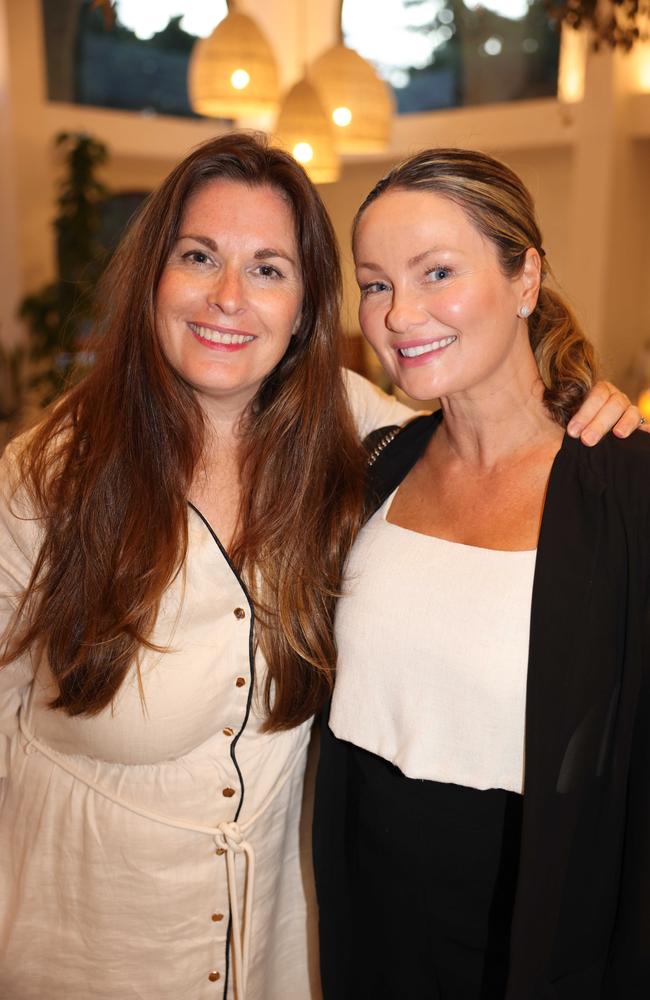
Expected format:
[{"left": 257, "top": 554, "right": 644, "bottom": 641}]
[{"left": 1, "top": 0, "right": 650, "bottom": 441}]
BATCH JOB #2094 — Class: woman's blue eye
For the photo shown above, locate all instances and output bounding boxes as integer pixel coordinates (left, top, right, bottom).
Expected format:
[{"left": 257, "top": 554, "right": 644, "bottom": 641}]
[
  {"left": 426, "top": 266, "right": 451, "bottom": 282},
  {"left": 360, "top": 281, "right": 390, "bottom": 296}
]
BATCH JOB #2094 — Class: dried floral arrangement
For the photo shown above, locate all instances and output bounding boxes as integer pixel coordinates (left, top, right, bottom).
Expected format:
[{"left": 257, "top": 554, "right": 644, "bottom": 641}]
[{"left": 546, "top": 0, "right": 647, "bottom": 50}]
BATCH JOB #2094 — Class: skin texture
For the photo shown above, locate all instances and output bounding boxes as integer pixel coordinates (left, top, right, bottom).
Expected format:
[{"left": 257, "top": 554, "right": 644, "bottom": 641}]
[
  {"left": 156, "top": 179, "right": 303, "bottom": 427},
  {"left": 354, "top": 188, "right": 569, "bottom": 551},
  {"left": 155, "top": 178, "right": 304, "bottom": 548},
  {"left": 356, "top": 188, "right": 541, "bottom": 406},
  {"left": 355, "top": 187, "right": 644, "bottom": 446}
]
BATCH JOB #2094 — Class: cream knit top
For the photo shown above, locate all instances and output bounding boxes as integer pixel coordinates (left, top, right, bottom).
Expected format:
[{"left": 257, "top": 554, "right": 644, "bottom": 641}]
[{"left": 331, "top": 489, "right": 537, "bottom": 794}]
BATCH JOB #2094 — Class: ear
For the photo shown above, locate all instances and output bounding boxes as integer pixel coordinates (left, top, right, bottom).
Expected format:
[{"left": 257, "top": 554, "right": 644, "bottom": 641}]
[
  {"left": 518, "top": 247, "right": 541, "bottom": 314},
  {"left": 291, "top": 310, "right": 303, "bottom": 338}
]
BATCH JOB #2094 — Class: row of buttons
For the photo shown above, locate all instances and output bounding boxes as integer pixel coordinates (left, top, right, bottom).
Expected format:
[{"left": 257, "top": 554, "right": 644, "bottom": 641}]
[{"left": 207, "top": 607, "right": 248, "bottom": 984}]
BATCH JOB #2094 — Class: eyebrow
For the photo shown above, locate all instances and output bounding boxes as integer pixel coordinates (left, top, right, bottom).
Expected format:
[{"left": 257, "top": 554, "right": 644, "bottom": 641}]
[
  {"left": 356, "top": 246, "right": 453, "bottom": 272},
  {"left": 254, "top": 247, "right": 297, "bottom": 266},
  {"left": 178, "top": 234, "right": 297, "bottom": 267}
]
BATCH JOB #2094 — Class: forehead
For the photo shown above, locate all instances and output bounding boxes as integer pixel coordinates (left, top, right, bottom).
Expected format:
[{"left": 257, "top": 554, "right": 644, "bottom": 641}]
[
  {"left": 355, "top": 188, "right": 487, "bottom": 257},
  {"left": 182, "top": 178, "right": 297, "bottom": 243}
]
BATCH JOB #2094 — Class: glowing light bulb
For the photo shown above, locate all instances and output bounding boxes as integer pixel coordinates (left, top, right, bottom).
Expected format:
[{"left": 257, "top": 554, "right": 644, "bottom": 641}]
[
  {"left": 293, "top": 142, "right": 314, "bottom": 164},
  {"left": 230, "top": 69, "right": 250, "bottom": 91},
  {"left": 332, "top": 106, "right": 352, "bottom": 127}
]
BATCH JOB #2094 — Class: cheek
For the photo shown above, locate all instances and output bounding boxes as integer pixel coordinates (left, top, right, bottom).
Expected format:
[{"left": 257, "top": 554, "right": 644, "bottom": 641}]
[
  {"left": 436, "top": 286, "right": 475, "bottom": 321},
  {"left": 358, "top": 301, "right": 383, "bottom": 345},
  {"left": 155, "top": 276, "right": 178, "bottom": 324},
  {"left": 275, "top": 292, "right": 303, "bottom": 340},
  {"left": 156, "top": 271, "right": 198, "bottom": 318}
]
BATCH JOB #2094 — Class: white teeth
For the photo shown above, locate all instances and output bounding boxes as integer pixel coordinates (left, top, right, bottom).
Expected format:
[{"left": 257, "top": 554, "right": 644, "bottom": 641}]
[
  {"left": 399, "top": 335, "right": 456, "bottom": 358},
  {"left": 190, "top": 324, "right": 255, "bottom": 345}
]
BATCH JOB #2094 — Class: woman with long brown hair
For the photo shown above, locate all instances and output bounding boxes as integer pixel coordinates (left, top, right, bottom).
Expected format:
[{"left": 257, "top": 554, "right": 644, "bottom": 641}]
[
  {"left": 0, "top": 133, "right": 640, "bottom": 1000},
  {"left": 315, "top": 149, "right": 650, "bottom": 998},
  {"left": 0, "top": 132, "right": 415, "bottom": 1000}
]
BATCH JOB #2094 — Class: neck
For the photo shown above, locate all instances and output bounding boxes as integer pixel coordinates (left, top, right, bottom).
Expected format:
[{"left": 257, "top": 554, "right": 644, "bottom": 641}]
[
  {"left": 198, "top": 396, "right": 249, "bottom": 460},
  {"left": 436, "top": 356, "right": 563, "bottom": 470}
]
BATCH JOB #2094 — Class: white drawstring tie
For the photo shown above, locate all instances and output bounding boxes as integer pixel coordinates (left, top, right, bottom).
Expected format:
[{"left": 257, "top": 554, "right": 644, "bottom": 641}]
[{"left": 214, "top": 822, "right": 255, "bottom": 1000}]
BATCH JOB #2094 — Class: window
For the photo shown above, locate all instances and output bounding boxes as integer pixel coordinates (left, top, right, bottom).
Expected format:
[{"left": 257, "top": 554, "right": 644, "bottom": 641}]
[
  {"left": 42, "top": 0, "right": 227, "bottom": 117},
  {"left": 341, "top": 0, "right": 560, "bottom": 113}
]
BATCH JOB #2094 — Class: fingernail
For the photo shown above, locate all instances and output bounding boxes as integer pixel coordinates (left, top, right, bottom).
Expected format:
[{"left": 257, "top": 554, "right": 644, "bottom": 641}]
[
  {"left": 582, "top": 430, "right": 598, "bottom": 446},
  {"left": 567, "top": 420, "right": 581, "bottom": 437}
]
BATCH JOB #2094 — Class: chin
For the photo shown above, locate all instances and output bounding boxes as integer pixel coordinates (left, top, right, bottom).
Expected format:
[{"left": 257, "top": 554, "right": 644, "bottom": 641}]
[{"left": 394, "top": 376, "right": 445, "bottom": 403}]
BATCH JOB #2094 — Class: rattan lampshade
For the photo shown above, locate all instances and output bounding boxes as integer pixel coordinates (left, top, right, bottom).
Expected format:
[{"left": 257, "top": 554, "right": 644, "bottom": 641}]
[
  {"left": 309, "top": 44, "right": 394, "bottom": 154},
  {"left": 188, "top": 10, "right": 280, "bottom": 119},
  {"left": 275, "top": 78, "right": 340, "bottom": 184}
]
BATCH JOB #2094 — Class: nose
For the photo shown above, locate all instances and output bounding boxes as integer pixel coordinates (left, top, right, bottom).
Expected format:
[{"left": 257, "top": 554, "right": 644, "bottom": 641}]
[
  {"left": 385, "top": 287, "right": 427, "bottom": 336},
  {"left": 207, "top": 266, "right": 246, "bottom": 315}
]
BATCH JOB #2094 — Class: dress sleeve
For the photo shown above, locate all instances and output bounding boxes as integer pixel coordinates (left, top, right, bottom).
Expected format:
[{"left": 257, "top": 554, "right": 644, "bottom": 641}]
[
  {"left": 342, "top": 368, "right": 415, "bottom": 438},
  {"left": 0, "top": 439, "right": 38, "bottom": 779}
]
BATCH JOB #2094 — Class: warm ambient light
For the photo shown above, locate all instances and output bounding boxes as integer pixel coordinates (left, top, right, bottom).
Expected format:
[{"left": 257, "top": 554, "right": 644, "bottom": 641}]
[
  {"left": 332, "top": 106, "right": 353, "bottom": 127},
  {"left": 188, "top": 11, "right": 280, "bottom": 119},
  {"left": 635, "top": 45, "right": 650, "bottom": 92},
  {"left": 275, "top": 78, "right": 340, "bottom": 184},
  {"left": 309, "top": 44, "right": 394, "bottom": 154},
  {"left": 557, "top": 25, "right": 587, "bottom": 103},
  {"left": 293, "top": 142, "right": 314, "bottom": 163},
  {"left": 638, "top": 389, "right": 650, "bottom": 421},
  {"left": 230, "top": 68, "right": 250, "bottom": 90}
]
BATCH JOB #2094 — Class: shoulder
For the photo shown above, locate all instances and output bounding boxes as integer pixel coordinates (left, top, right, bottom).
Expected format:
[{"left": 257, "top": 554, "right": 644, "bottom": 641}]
[
  {"left": 589, "top": 429, "right": 650, "bottom": 485},
  {"left": 0, "top": 434, "right": 43, "bottom": 576},
  {"left": 564, "top": 430, "right": 650, "bottom": 515},
  {"left": 0, "top": 431, "right": 33, "bottom": 507},
  {"left": 365, "top": 411, "right": 441, "bottom": 511}
]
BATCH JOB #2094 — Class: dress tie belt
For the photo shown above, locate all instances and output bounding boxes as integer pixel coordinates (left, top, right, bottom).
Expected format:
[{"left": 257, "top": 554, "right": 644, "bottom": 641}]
[
  {"left": 214, "top": 821, "right": 255, "bottom": 999},
  {"left": 18, "top": 714, "right": 303, "bottom": 1000}
]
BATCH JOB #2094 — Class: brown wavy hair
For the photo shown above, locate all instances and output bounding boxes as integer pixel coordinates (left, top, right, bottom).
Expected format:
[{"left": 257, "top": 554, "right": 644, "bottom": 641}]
[
  {"left": 353, "top": 148, "right": 598, "bottom": 425},
  {"left": 2, "top": 132, "right": 365, "bottom": 730}
]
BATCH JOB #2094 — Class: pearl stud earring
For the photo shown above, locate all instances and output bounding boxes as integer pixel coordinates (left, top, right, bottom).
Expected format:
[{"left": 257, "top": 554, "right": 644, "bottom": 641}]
[{"left": 518, "top": 305, "right": 530, "bottom": 318}]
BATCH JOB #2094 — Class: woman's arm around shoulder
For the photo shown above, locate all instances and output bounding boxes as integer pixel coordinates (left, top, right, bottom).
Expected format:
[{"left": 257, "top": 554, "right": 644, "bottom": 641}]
[{"left": 342, "top": 368, "right": 415, "bottom": 438}]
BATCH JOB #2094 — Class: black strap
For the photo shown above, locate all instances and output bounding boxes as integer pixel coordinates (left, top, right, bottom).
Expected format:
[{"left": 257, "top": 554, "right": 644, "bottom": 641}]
[{"left": 364, "top": 410, "right": 442, "bottom": 516}]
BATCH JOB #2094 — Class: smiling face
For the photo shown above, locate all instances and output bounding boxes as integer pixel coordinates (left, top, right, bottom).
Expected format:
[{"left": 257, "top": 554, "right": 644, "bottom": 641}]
[
  {"left": 156, "top": 178, "right": 303, "bottom": 420},
  {"left": 354, "top": 188, "right": 538, "bottom": 403}
]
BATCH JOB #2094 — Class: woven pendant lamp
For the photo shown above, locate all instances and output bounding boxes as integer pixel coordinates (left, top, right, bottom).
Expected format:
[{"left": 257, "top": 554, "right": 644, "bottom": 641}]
[
  {"left": 310, "top": 43, "right": 394, "bottom": 154},
  {"left": 275, "top": 78, "right": 340, "bottom": 185},
  {"left": 188, "top": 4, "right": 280, "bottom": 119}
]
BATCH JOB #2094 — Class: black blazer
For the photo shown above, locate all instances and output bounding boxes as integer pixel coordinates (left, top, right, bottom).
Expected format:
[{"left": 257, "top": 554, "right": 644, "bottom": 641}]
[{"left": 314, "top": 411, "right": 650, "bottom": 999}]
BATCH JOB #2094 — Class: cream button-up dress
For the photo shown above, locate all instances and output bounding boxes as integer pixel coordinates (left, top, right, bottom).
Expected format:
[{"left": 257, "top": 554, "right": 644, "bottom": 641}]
[{"left": 0, "top": 372, "right": 411, "bottom": 1000}]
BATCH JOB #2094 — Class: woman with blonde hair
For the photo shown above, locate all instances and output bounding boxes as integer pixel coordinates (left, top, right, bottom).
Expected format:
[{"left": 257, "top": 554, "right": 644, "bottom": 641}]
[{"left": 315, "top": 149, "right": 650, "bottom": 999}]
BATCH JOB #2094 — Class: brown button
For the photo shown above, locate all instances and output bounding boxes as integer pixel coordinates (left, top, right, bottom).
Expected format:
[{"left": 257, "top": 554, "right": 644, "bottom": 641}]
[
  {"left": 235, "top": 677, "right": 246, "bottom": 688},
  {"left": 215, "top": 847, "right": 226, "bottom": 856},
  {"left": 223, "top": 727, "right": 234, "bottom": 737},
  {"left": 208, "top": 971, "right": 221, "bottom": 982},
  {"left": 222, "top": 787, "right": 236, "bottom": 798},
  {"left": 234, "top": 607, "right": 246, "bottom": 620},
  {"left": 211, "top": 912, "right": 224, "bottom": 922}
]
